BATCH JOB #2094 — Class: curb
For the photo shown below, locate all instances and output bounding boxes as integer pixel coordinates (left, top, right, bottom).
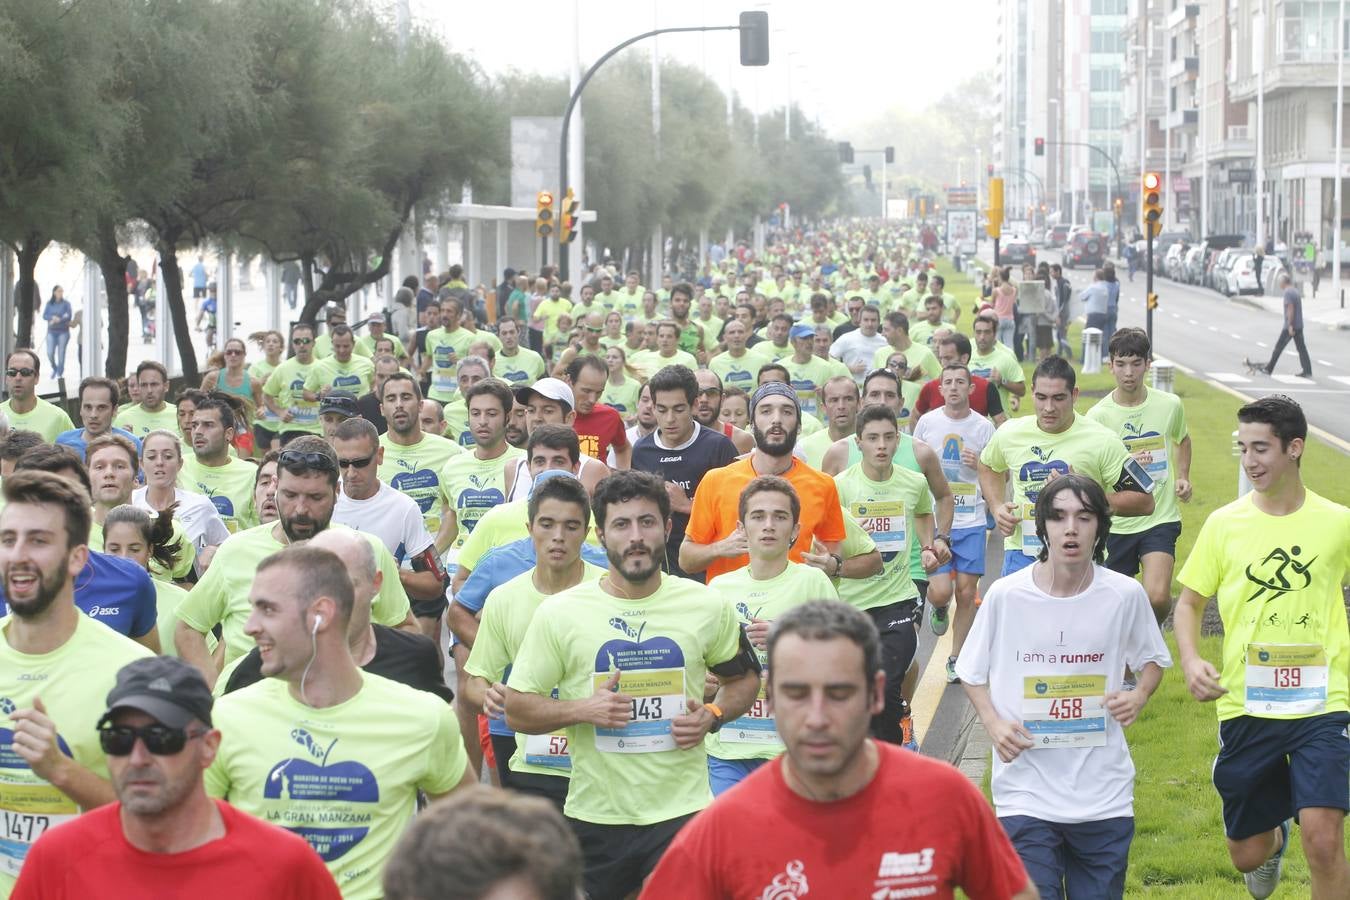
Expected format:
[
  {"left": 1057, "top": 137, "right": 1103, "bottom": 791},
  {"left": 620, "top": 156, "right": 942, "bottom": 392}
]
[{"left": 947, "top": 699, "right": 991, "bottom": 787}]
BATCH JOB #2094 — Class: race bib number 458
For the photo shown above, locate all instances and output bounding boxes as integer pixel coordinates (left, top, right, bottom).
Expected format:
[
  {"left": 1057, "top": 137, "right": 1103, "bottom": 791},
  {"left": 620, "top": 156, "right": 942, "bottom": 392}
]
[{"left": 1021, "top": 674, "right": 1107, "bottom": 749}]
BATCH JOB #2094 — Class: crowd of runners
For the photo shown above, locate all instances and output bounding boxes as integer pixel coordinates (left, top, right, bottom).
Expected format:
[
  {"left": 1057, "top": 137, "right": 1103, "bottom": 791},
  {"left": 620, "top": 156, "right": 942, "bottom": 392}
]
[{"left": 0, "top": 222, "right": 1344, "bottom": 900}]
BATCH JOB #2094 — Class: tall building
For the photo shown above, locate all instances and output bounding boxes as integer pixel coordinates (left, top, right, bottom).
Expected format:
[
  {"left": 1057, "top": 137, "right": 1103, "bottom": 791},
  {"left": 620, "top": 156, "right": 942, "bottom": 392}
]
[
  {"left": 1062, "top": 0, "right": 1127, "bottom": 230},
  {"left": 995, "top": 0, "right": 1061, "bottom": 228},
  {"left": 1121, "top": 0, "right": 1168, "bottom": 227},
  {"left": 1228, "top": 0, "right": 1349, "bottom": 251},
  {"left": 1162, "top": 1, "right": 1201, "bottom": 232}
]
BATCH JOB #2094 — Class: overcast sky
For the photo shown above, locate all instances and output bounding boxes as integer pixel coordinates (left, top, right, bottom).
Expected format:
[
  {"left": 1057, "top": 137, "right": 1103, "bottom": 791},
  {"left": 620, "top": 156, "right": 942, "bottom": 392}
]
[{"left": 412, "top": 0, "right": 999, "bottom": 133}]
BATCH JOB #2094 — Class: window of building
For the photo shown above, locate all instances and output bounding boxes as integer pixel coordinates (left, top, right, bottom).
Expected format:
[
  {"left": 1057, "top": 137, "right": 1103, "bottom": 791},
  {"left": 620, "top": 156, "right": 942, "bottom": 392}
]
[
  {"left": 1279, "top": 0, "right": 1350, "bottom": 62},
  {"left": 1090, "top": 67, "right": 1122, "bottom": 90},
  {"left": 1091, "top": 29, "right": 1125, "bottom": 53}
]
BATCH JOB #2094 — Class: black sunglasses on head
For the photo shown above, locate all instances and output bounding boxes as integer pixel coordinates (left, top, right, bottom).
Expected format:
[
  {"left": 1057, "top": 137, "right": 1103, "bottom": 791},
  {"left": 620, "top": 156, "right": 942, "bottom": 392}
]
[
  {"left": 99, "top": 723, "right": 206, "bottom": 756},
  {"left": 279, "top": 449, "right": 337, "bottom": 472}
]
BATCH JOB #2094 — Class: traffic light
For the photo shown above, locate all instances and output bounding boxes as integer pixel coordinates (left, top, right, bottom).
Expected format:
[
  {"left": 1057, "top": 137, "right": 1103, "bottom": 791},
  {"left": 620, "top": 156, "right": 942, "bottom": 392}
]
[
  {"left": 1034, "top": 137, "right": 1045, "bottom": 156},
  {"left": 838, "top": 142, "right": 854, "bottom": 164},
  {"left": 1141, "top": 171, "right": 1163, "bottom": 238},
  {"left": 739, "top": 11, "right": 770, "bottom": 66},
  {"left": 535, "top": 190, "right": 555, "bottom": 238},
  {"left": 1114, "top": 197, "right": 1123, "bottom": 212},
  {"left": 986, "top": 177, "right": 1004, "bottom": 239},
  {"left": 884, "top": 146, "right": 895, "bottom": 164},
  {"left": 1147, "top": 292, "right": 1159, "bottom": 310},
  {"left": 558, "top": 188, "right": 579, "bottom": 244}
]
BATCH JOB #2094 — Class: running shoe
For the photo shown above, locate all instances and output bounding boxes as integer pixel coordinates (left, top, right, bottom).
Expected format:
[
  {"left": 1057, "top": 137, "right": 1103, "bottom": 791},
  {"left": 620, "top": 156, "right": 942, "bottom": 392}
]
[
  {"left": 899, "top": 713, "right": 919, "bottom": 753},
  {"left": 930, "top": 604, "right": 950, "bottom": 636},
  {"left": 1244, "top": 819, "right": 1290, "bottom": 899},
  {"left": 945, "top": 656, "right": 960, "bottom": 684}
]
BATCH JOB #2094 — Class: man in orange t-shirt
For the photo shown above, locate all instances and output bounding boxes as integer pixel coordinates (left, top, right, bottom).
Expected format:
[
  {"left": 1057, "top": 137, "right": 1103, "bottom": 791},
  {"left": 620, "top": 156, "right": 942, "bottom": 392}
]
[{"left": 681, "top": 382, "right": 846, "bottom": 583}]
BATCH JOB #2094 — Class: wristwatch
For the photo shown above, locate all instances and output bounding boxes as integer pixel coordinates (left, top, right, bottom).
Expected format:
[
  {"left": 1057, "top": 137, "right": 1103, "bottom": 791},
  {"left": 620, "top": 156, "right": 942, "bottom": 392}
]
[
  {"left": 934, "top": 533, "right": 952, "bottom": 547},
  {"left": 704, "top": 702, "right": 725, "bottom": 733},
  {"left": 829, "top": 553, "right": 844, "bottom": 577}
]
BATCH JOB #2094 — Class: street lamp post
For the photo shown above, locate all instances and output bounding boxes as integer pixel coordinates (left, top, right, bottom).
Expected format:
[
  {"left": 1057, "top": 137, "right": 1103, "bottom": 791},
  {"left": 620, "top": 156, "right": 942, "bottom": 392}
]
[
  {"left": 1335, "top": 0, "right": 1345, "bottom": 307},
  {"left": 556, "top": 12, "right": 769, "bottom": 280},
  {"left": 1045, "top": 139, "right": 1125, "bottom": 255}
]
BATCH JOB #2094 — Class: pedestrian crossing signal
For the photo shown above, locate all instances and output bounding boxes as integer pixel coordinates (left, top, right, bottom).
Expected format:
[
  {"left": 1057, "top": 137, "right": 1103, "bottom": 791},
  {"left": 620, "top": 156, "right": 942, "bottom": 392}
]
[{"left": 559, "top": 189, "right": 579, "bottom": 244}]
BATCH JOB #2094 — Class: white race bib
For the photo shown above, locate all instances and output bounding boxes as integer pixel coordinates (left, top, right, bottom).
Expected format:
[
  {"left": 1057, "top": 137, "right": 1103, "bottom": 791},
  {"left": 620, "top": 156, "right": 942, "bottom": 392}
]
[
  {"left": 1245, "top": 644, "right": 1328, "bottom": 715},
  {"left": 1022, "top": 674, "right": 1107, "bottom": 748},
  {"left": 1124, "top": 434, "right": 1168, "bottom": 483},
  {"left": 0, "top": 780, "right": 77, "bottom": 876},
  {"left": 593, "top": 668, "right": 686, "bottom": 753},
  {"left": 1020, "top": 503, "right": 1042, "bottom": 557},
  {"left": 521, "top": 731, "right": 573, "bottom": 770},
  {"left": 852, "top": 500, "right": 906, "bottom": 553},
  {"left": 720, "top": 667, "right": 781, "bottom": 747}
]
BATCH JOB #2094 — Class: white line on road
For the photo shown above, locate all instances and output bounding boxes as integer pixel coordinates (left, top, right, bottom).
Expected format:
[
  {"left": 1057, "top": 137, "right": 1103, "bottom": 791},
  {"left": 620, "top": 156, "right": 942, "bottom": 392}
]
[
  {"left": 1207, "top": 372, "right": 1252, "bottom": 383},
  {"left": 1318, "top": 359, "right": 1336, "bottom": 368},
  {"left": 1330, "top": 375, "right": 1350, "bottom": 387},
  {"left": 1230, "top": 333, "right": 1242, "bottom": 340},
  {"left": 1244, "top": 388, "right": 1348, "bottom": 394},
  {"left": 1207, "top": 326, "right": 1219, "bottom": 332},
  {"left": 1272, "top": 374, "right": 1316, "bottom": 384},
  {"left": 1256, "top": 341, "right": 1268, "bottom": 348},
  {"left": 1187, "top": 318, "right": 1199, "bottom": 325}
]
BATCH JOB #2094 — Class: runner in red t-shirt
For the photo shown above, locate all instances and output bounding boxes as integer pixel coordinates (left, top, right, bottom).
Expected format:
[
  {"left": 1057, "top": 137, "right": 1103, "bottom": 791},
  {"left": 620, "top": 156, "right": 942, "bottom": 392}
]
[
  {"left": 641, "top": 600, "right": 1033, "bottom": 900},
  {"left": 564, "top": 353, "right": 631, "bottom": 466},
  {"left": 913, "top": 332, "right": 1007, "bottom": 424}
]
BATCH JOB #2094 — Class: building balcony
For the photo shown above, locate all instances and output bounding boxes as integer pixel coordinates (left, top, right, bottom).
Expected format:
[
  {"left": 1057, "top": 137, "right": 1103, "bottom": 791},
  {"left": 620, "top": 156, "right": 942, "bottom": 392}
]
[
  {"left": 1166, "top": 55, "right": 1199, "bottom": 80},
  {"left": 1166, "top": 3, "right": 1199, "bottom": 29},
  {"left": 1163, "top": 108, "right": 1198, "bottom": 130},
  {"left": 1231, "top": 60, "right": 1346, "bottom": 100}
]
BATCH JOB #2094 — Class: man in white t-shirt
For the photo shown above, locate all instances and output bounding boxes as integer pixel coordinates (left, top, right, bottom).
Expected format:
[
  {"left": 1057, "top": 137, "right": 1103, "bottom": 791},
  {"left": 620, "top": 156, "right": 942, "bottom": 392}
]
[
  {"left": 330, "top": 417, "right": 445, "bottom": 608},
  {"left": 956, "top": 474, "right": 1171, "bottom": 900},
  {"left": 828, "top": 305, "right": 888, "bottom": 380},
  {"left": 913, "top": 363, "right": 996, "bottom": 683}
]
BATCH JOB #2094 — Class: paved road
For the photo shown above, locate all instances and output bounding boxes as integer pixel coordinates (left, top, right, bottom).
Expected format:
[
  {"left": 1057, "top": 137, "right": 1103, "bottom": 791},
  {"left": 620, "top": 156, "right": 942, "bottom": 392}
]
[{"left": 1027, "top": 247, "right": 1350, "bottom": 446}]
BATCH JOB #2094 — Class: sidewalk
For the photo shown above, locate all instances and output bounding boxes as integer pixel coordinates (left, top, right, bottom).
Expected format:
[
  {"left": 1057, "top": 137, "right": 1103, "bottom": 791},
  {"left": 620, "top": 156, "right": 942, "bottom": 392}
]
[{"left": 1228, "top": 285, "right": 1350, "bottom": 330}]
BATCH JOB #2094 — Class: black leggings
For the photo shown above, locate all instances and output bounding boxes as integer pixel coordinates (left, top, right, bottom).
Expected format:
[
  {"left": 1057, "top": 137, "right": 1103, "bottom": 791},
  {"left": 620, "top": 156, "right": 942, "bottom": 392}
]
[
  {"left": 489, "top": 733, "right": 569, "bottom": 813},
  {"left": 867, "top": 599, "right": 920, "bottom": 745}
]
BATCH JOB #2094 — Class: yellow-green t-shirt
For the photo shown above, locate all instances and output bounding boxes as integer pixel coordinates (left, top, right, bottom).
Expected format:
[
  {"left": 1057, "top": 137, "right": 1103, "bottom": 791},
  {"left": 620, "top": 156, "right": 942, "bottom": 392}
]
[
  {"left": 457, "top": 498, "right": 529, "bottom": 572},
  {"left": 506, "top": 575, "right": 744, "bottom": 825},
  {"left": 355, "top": 333, "right": 406, "bottom": 360},
  {"left": 178, "top": 456, "right": 258, "bottom": 533},
  {"left": 601, "top": 378, "right": 641, "bottom": 418},
  {"left": 533, "top": 298, "right": 574, "bottom": 345},
  {"left": 205, "top": 672, "right": 468, "bottom": 900},
  {"left": 696, "top": 316, "right": 724, "bottom": 353},
  {"left": 0, "top": 398, "right": 74, "bottom": 443},
  {"left": 378, "top": 432, "right": 463, "bottom": 535},
  {"left": 1178, "top": 490, "right": 1350, "bottom": 721},
  {"left": 709, "top": 350, "right": 769, "bottom": 393},
  {"left": 262, "top": 358, "right": 321, "bottom": 434},
  {"left": 423, "top": 327, "right": 475, "bottom": 402},
  {"left": 440, "top": 447, "right": 525, "bottom": 548},
  {"left": 303, "top": 355, "right": 374, "bottom": 399},
  {"left": 872, "top": 341, "right": 941, "bottom": 382},
  {"left": 463, "top": 563, "right": 607, "bottom": 778},
  {"left": 312, "top": 333, "right": 374, "bottom": 360},
  {"left": 979, "top": 414, "right": 1132, "bottom": 553},
  {"left": 833, "top": 464, "right": 932, "bottom": 611},
  {"left": 631, "top": 349, "right": 698, "bottom": 380},
  {"left": 153, "top": 578, "right": 217, "bottom": 658},
  {"left": 797, "top": 428, "right": 842, "bottom": 471},
  {"left": 89, "top": 517, "right": 196, "bottom": 582},
  {"left": 176, "top": 523, "right": 411, "bottom": 663},
  {"left": 1086, "top": 388, "right": 1188, "bottom": 534},
  {"left": 0, "top": 615, "right": 152, "bottom": 891},
  {"left": 781, "top": 356, "right": 835, "bottom": 421},
  {"left": 704, "top": 562, "right": 839, "bottom": 761},
  {"left": 112, "top": 403, "right": 180, "bottom": 439},
  {"left": 493, "top": 348, "right": 547, "bottom": 385}
]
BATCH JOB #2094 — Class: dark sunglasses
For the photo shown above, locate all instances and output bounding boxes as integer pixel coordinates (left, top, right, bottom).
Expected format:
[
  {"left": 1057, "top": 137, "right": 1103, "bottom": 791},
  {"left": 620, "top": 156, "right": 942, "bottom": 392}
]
[
  {"left": 99, "top": 723, "right": 206, "bottom": 756},
  {"left": 224, "top": 348, "right": 244, "bottom": 356},
  {"left": 292, "top": 337, "right": 313, "bottom": 345},
  {"left": 697, "top": 387, "right": 723, "bottom": 397},
  {"left": 279, "top": 449, "right": 337, "bottom": 471},
  {"left": 6, "top": 367, "right": 36, "bottom": 377},
  {"left": 337, "top": 454, "right": 374, "bottom": 469}
]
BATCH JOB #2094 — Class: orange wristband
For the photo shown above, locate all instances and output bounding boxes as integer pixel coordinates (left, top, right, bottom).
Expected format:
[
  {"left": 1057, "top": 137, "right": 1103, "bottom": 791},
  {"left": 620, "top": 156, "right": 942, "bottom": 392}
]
[{"left": 704, "top": 702, "right": 724, "bottom": 719}]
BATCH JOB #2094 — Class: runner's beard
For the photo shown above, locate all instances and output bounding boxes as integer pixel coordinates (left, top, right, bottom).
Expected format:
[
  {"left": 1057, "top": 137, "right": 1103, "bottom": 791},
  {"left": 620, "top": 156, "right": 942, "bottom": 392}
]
[
  {"left": 607, "top": 540, "right": 666, "bottom": 582},
  {"left": 752, "top": 424, "right": 799, "bottom": 458},
  {"left": 3, "top": 556, "right": 72, "bottom": 620}
]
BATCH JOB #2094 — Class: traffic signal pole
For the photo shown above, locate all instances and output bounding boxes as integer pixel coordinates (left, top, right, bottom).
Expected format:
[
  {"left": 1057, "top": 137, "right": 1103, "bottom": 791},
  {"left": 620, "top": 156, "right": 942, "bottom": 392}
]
[
  {"left": 1146, "top": 231, "right": 1154, "bottom": 344},
  {"left": 556, "top": 13, "right": 769, "bottom": 280}
]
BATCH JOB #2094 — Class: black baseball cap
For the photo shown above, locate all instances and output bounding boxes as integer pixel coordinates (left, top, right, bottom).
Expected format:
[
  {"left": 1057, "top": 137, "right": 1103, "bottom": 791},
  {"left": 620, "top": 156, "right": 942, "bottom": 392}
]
[
  {"left": 99, "top": 657, "right": 213, "bottom": 729},
  {"left": 319, "top": 391, "right": 359, "bottom": 419}
]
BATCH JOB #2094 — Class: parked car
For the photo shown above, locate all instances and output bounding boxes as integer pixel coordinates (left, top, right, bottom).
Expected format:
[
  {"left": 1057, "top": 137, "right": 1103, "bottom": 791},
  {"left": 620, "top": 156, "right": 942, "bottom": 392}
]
[
  {"left": 1029, "top": 228, "right": 1046, "bottom": 246},
  {"left": 1063, "top": 231, "right": 1107, "bottom": 269},
  {"left": 1182, "top": 246, "right": 1206, "bottom": 284},
  {"left": 997, "top": 237, "right": 1037, "bottom": 265},
  {"left": 1227, "top": 253, "right": 1287, "bottom": 296},
  {"left": 1047, "top": 224, "right": 1071, "bottom": 247},
  {"left": 1209, "top": 248, "right": 1244, "bottom": 293},
  {"left": 1151, "top": 232, "right": 1190, "bottom": 274},
  {"left": 1163, "top": 242, "right": 1189, "bottom": 280}
]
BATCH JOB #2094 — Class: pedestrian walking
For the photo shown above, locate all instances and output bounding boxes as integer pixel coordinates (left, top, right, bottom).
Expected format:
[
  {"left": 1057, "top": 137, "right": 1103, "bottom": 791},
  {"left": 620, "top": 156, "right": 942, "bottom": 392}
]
[{"left": 1262, "top": 274, "right": 1312, "bottom": 378}]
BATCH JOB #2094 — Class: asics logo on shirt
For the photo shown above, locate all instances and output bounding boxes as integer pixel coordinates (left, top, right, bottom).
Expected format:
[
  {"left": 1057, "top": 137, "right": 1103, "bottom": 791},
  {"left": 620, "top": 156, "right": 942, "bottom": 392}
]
[{"left": 87, "top": 606, "right": 121, "bottom": 616}]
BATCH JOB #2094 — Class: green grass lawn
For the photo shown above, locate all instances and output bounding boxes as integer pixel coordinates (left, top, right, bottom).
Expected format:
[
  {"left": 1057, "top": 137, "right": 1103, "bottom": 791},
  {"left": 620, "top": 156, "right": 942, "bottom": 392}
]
[{"left": 937, "top": 257, "right": 1350, "bottom": 896}]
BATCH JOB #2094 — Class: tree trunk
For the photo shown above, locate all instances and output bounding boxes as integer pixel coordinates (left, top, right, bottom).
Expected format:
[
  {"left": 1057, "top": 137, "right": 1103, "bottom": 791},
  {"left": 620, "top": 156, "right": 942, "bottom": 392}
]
[
  {"left": 299, "top": 254, "right": 321, "bottom": 325},
  {"left": 14, "top": 234, "right": 44, "bottom": 351},
  {"left": 94, "top": 226, "right": 130, "bottom": 379},
  {"left": 155, "top": 238, "right": 199, "bottom": 380}
]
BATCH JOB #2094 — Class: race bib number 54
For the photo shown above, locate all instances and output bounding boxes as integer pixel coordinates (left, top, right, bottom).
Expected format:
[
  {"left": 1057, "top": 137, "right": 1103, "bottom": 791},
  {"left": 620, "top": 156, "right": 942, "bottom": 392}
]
[{"left": 592, "top": 668, "right": 686, "bottom": 753}]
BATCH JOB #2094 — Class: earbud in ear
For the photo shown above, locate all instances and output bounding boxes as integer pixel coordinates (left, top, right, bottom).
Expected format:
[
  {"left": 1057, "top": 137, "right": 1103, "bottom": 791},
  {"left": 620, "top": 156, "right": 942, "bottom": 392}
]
[{"left": 311, "top": 614, "right": 323, "bottom": 635}]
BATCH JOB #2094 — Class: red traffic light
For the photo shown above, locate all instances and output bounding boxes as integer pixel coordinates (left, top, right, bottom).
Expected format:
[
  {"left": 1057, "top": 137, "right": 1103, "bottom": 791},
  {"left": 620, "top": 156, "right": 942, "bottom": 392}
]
[
  {"left": 1142, "top": 173, "right": 1161, "bottom": 192},
  {"left": 537, "top": 190, "right": 555, "bottom": 207}
]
